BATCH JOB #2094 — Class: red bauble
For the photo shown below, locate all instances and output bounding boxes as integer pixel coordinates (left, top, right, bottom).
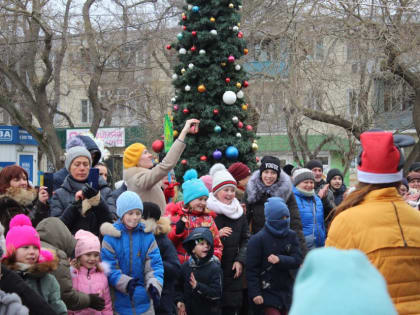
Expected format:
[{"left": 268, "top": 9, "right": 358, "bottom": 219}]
[
  {"left": 166, "top": 44, "right": 172, "bottom": 50},
  {"left": 181, "top": 159, "right": 188, "bottom": 165},
  {"left": 183, "top": 108, "right": 190, "bottom": 114},
  {"left": 192, "top": 31, "right": 197, "bottom": 36},
  {"left": 238, "top": 121, "right": 244, "bottom": 128},
  {"left": 173, "top": 105, "right": 179, "bottom": 111},
  {"left": 182, "top": 15, "right": 187, "bottom": 21},
  {"left": 256, "top": 157, "right": 260, "bottom": 162},
  {"left": 243, "top": 81, "right": 249, "bottom": 88},
  {"left": 246, "top": 125, "right": 253, "bottom": 131},
  {"left": 200, "top": 155, "right": 207, "bottom": 161},
  {"left": 191, "top": 46, "right": 197, "bottom": 52},
  {"left": 238, "top": 31, "right": 243, "bottom": 38},
  {"left": 213, "top": 109, "right": 219, "bottom": 115},
  {"left": 183, "top": 25, "right": 187, "bottom": 30},
  {"left": 152, "top": 139, "right": 164, "bottom": 153},
  {"left": 228, "top": 55, "right": 235, "bottom": 63},
  {"left": 225, "top": 78, "right": 231, "bottom": 83}
]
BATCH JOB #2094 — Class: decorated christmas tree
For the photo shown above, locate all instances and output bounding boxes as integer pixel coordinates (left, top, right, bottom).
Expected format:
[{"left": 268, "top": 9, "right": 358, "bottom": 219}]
[{"left": 168, "top": 0, "right": 258, "bottom": 178}]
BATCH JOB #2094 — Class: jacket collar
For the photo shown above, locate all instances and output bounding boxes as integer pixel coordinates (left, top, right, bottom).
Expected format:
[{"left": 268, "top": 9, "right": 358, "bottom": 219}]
[
  {"left": 246, "top": 170, "right": 293, "bottom": 204},
  {"left": 360, "top": 187, "right": 403, "bottom": 203},
  {"left": 0, "top": 187, "right": 37, "bottom": 206}
]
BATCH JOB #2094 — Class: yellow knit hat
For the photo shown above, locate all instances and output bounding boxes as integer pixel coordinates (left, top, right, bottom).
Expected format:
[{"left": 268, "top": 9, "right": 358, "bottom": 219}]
[{"left": 123, "top": 143, "right": 146, "bottom": 169}]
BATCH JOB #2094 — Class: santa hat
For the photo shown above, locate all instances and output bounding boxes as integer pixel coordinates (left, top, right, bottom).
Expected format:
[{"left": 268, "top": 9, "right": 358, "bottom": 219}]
[
  {"left": 5, "top": 215, "right": 40, "bottom": 257},
  {"left": 210, "top": 163, "right": 237, "bottom": 194},
  {"left": 74, "top": 230, "right": 100, "bottom": 258}
]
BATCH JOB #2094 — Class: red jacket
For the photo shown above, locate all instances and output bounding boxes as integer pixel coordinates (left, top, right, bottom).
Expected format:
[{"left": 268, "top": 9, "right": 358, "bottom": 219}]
[{"left": 165, "top": 201, "right": 223, "bottom": 264}]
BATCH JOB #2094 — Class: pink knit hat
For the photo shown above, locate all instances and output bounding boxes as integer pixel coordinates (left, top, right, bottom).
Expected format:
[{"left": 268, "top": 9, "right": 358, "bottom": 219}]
[
  {"left": 5, "top": 214, "right": 40, "bottom": 256},
  {"left": 200, "top": 175, "right": 213, "bottom": 192},
  {"left": 75, "top": 229, "right": 100, "bottom": 258}
]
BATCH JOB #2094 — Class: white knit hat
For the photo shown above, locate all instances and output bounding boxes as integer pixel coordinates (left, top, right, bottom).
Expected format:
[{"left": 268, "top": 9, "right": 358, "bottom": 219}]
[{"left": 209, "top": 163, "right": 237, "bottom": 194}]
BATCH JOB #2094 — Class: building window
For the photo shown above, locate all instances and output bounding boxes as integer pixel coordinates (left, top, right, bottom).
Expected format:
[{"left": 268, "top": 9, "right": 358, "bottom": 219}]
[{"left": 81, "top": 99, "right": 92, "bottom": 123}]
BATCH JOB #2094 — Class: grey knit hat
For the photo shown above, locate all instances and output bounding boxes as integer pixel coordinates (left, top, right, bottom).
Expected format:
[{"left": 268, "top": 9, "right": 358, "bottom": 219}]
[
  {"left": 292, "top": 168, "right": 315, "bottom": 186},
  {"left": 65, "top": 146, "right": 92, "bottom": 171}
]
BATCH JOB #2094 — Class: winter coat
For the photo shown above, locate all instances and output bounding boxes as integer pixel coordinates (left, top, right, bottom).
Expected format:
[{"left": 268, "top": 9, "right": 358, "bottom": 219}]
[
  {"left": 0, "top": 265, "right": 58, "bottom": 315},
  {"left": 50, "top": 175, "right": 113, "bottom": 236},
  {"left": 36, "top": 217, "right": 91, "bottom": 311},
  {"left": 329, "top": 184, "right": 346, "bottom": 208},
  {"left": 0, "top": 289, "right": 29, "bottom": 315},
  {"left": 247, "top": 227, "right": 302, "bottom": 311},
  {"left": 214, "top": 213, "right": 249, "bottom": 308},
  {"left": 123, "top": 139, "right": 186, "bottom": 214},
  {"left": 293, "top": 187, "right": 326, "bottom": 248},
  {"left": 2, "top": 250, "right": 67, "bottom": 315},
  {"left": 144, "top": 217, "right": 181, "bottom": 315},
  {"left": 326, "top": 188, "right": 420, "bottom": 315},
  {"left": 0, "top": 187, "right": 49, "bottom": 234},
  {"left": 69, "top": 265, "right": 113, "bottom": 315},
  {"left": 245, "top": 170, "right": 307, "bottom": 255},
  {"left": 53, "top": 168, "right": 69, "bottom": 192},
  {"left": 101, "top": 220, "right": 164, "bottom": 315},
  {"left": 165, "top": 201, "right": 223, "bottom": 264}
]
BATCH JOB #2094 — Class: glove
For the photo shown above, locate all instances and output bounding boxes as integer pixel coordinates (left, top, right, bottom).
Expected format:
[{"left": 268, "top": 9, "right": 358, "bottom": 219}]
[
  {"left": 82, "top": 184, "right": 99, "bottom": 199},
  {"left": 127, "top": 278, "right": 139, "bottom": 300},
  {"left": 164, "top": 182, "right": 179, "bottom": 203},
  {"left": 89, "top": 293, "right": 105, "bottom": 311},
  {"left": 148, "top": 285, "right": 161, "bottom": 308},
  {"left": 175, "top": 219, "right": 186, "bottom": 234}
]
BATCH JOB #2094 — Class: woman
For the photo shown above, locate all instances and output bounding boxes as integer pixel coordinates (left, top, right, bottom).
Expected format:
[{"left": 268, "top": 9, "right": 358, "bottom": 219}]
[
  {"left": 292, "top": 168, "right": 326, "bottom": 250},
  {"left": 50, "top": 146, "right": 113, "bottom": 236},
  {"left": 326, "top": 131, "right": 420, "bottom": 314},
  {"left": 0, "top": 165, "right": 49, "bottom": 233},
  {"left": 245, "top": 156, "right": 306, "bottom": 255}
]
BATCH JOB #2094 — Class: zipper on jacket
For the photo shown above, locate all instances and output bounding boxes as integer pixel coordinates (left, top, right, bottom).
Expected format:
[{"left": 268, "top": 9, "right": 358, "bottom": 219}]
[
  {"left": 128, "top": 231, "right": 137, "bottom": 314},
  {"left": 392, "top": 202, "right": 408, "bottom": 247}
]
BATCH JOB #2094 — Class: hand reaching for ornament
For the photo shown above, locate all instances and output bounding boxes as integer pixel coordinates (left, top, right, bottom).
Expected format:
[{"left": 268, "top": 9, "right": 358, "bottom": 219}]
[{"left": 179, "top": 119, "right": 200, "bottom": 141}]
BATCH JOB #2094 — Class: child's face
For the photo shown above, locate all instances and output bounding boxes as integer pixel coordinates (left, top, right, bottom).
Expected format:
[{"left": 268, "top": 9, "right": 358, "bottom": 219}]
[
  {"left": 16, "top": 245, "right": 39, "bottom": 264},
  {"left": 192, "top": 239, "right": 210, "bottom": 259},
  {"left": 79, "top": 251, "right": 100, "bottom": 269},
  {"left": 216, "top": 186, "right": 236, "bottom": 205},
  {"left": 122, "top": 209, "right": 142, "bottom": 229},
  {"left": 188, "top": 196, "right": 208, "bottom": 212}
]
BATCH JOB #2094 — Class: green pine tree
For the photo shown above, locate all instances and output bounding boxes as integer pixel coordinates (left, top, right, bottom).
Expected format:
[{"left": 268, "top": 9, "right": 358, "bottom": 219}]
[{"left": 169, "top": 0, "right": 257, "bottom": 179}]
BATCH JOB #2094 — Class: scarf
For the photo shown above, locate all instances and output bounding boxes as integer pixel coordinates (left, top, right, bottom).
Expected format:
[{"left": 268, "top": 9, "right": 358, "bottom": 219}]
[
  {"left": 296, "top": 186, "right": 315, "bottom": 197},
  {"left": 206, "top": 193, "right": 243, "bottom": 219}
]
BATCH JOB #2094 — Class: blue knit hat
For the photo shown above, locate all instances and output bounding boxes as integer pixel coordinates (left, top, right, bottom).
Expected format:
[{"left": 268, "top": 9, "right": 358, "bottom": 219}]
[
  {"left": 289, "top": 248, "right": 397, "bottom": 315},
  {"left": 182, "top": 169, "right": 209, "bottom": 205},
  {"left": 116, "top": 191, "right": 143, "bottom": 218},
  {"left": 264, "top": 197, "right": 290, "bottom": 236}
]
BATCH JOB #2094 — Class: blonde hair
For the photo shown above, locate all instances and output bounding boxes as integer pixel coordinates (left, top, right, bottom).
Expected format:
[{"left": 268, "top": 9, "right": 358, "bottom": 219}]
[{"left": 72, "top": 254, "right": 103, "bottom": 272}]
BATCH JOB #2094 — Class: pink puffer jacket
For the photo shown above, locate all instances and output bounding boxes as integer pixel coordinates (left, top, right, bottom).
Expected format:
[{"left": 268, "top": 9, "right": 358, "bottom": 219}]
[{"left": 69, "top": 265, "right": 113, "bottom": 315}]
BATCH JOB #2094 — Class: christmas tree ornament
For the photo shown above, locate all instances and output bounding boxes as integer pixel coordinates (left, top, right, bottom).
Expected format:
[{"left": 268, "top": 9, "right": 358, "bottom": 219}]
[
  {"left": 213, "top": 109, "right": 219, "bottom": 115},
  {"left": 233, "top": 26, "right": 239, "bottom": 32},
  {"left": 152, "top": 139, "right": 164, "bottom": 153},
  {"left": 166, "top": 44, "right": 172, "bottom": 50},
  {"left": 237, "top": 90, "right": 244, "bottom": 99},
  {"left": 244, "top": 48, "right": 249, "bottom": 55},
  {"left": 214, "top": 125, "right": 222, "bottom": 133},
  {"left": 239, "top": 5, "right": 243, "bottom": 9},
  {"left": 192, "top": 6, "right": 200, "bottom": 12},
  {"left": 236, "top": 82, "right": 242, "bottom": 88},
  {"left": 181, "top": 68, "right": 186, "bottom": 74},
  {"left": 223, "top": 91, "right": 237, "bottom": 105},
  {"left": 236, "top": 132, "right": 242, "bottom": 138},
  {"left": 173, "top": 105, "right": 179, "bottom": 111},
  {"left": 198, "top": 84, "right": 206, "bottom": 93},
  {"left": 238, "top": 121, "right": 244, "bottom": 128},
  {"left": 171, "top": 97, "right": 176, "bottom": 103},
  {"left": 173, "top": 130, "right": 179, "bottom": 137},
  {"left": 232, "top": 116, "right": 239, "bottom": 123},
  {"left": 238, "top": 31, "right": 243, "bottom": 38},
  {"left": 181, "top": 159, "right": 187, "bottom": 165},
  {"left": 183, "top": 108, "right": 189, "bottom": 114},
  {"left": 221, "top": 62, "right": 227, "bottom": 67},
  {"left": 192, "top": 31, "right": 197, "bottom": 36},
  {"left": 243, "top": 81, "right": 249, "bottom": 88},
  {"left": 210, "top": 29, "right": 218, "bottom": 35},
  {"left": 228, "top": 3, "right": 234, "bottom": 8},
  {"left": 190, "top": 46, "right": 197, "bottom": 52},
  {"left": 179, "top": 48, "right": 187, "bottom": 54},
  {"left": 237, "top": 23, "right": 241, "bottom": 27},
  {"left": 199, "top": 49, "right": 206, "bottom": 55},
  {"left": 213, "top": 150, "right": 222, "bottom": 160},
  {"left": 187, "top": 4, "right": 193, "bottom": 10},
  {"left": 183, "top": 25, "right": 187, "bottom": 30},
  {"left": 185, "top": 85, "right": 191, "bottom": 91},
  {"left": 252, "top": 142, "right": 258, "bottom": 151},
  {"left": 210, "top": 17, "right": 216, "bottom": 22},
  {"left": 182, "top": 15, "right": 187, "bottom": 21},
  {"left": 242, "top": 104, "right": 248, "bottom": 111},
  {"left": 188, "top": 63, "right": 194, "bottom": 69},
  {"left": 228, "top": 55, "right": 235, "bottom": 63},
  {"left": 177, "top": 33, "right": 183, "bottom": 40},
  {"left": 226, "top": 146, "right": 239, "bottom": 160},
  {"left": 200, "top": 155, "right": 207, "bottom": 161},
  {"left": 235, "top": 64, "right": 241, "bottom": 71},
  {"left": 172, "top": 74, "right": 178, "bottom": 80},
  {"left": 225, "top": 78, "right": 231, "bottom": 83},
  {"left": 246, "top": 125, "right": 253, "bottom": 131}
]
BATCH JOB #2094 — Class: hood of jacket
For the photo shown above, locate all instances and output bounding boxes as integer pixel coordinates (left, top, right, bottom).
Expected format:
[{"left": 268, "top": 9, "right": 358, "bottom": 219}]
[
  {"left": 0, "top": 187, "right": 37, "bottom": 207},
  {"left": 143, "top": 217, "right": 171, "bottom": 236},
  {"left": 36, "top": 217, "right": 77, "bottom": 257},
  {"left": 246, "top": 170, "right": 293, "bottom": 204},
  {"left": 182, "top": 227, "right": 214, "bottom": 265},
  {"left": 3, "top": 249, "right": 58, "bottom": 278}
]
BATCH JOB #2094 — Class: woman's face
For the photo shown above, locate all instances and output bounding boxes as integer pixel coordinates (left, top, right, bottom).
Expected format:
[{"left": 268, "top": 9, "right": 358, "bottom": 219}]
[
  {"left": 188, "top": 196, "right": 208, "bottom": 212},
  {"left": 216, "top": 186, "right": 236, "bottom": 205},
  {"left": 261, "top": 169, "right": 278, "bottom": 186},
  {"left": 297, "top": 179, "right": 315, "bottom": 192},
  {"left": 70, "top": 156, "right": 90, "bottom": 181},
  {"left": 330, "top": 176, "right": 343, "bottom": 190},
  {"left": 137, "top": 150, "right": 154, "bottom": 169},
  {"left": 9, "top": 173, "right": 28, "bottom": 189}
]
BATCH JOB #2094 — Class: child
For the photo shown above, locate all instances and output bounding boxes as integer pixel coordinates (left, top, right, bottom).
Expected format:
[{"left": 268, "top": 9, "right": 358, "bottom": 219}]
[
  {"left": 101, "top": 191, "right": 163, "bottom": 315},
  {"left": 207, "top": 164, "right": 249, "bottom": 315},
  {"left": 166, "top": 169, "right": 223, "bottom": 264},
  {"left": 2, "top": 214, "right": 67, "bottom": 315},
  {"left": 247, "top": 197, "right": 303, "bottom": 315},
  {"left": 176, "top": 227, "right": 223, "bottom": 315},
  {"left": 69, "top": 229, "right": 112, "bottom": 314}
]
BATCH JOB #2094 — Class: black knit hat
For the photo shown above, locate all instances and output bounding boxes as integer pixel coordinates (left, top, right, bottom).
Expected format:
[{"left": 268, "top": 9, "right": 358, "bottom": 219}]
[
  {"left": 327, "top": 169, "right": 343, "bottom": 184},
  {"left": 260, "top": 156, "right": 281, "bottom": 177},
  {"left": 305, "top": 160, "right": 323, "bottom": 171},
  {"left": 283, "top": 164, "right": 294, "bottom": 176},
  {"left": 142, "top": 202, "right": 161, "bottom": 221}
]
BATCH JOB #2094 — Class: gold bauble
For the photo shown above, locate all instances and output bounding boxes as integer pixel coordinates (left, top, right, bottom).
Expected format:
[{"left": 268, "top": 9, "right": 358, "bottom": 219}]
[
  {"left": 210, "top": 17, "right": 216, "bottom": 22},
  {"left": 236, "top": 82, "right": 242, "bottom": 88},
  {"left": 173, "top": 130, "right": 179, "bottom": 138},
  {"left": 181, "top": 68, "right": 186, "bottom": 74},
  {"left": 244, "top": 48, "right": 249, "bottom": 55},
  {"left": 252, "top": 142, "right": 258, "bottom": 151},
  {"left": 242, "top": 104, "right": 248, "bottom": 111},
  {"left": 221, "top": 62, "right": 227, "bottom": 67},
  {"left": 198, "top": 84, "right": 206, "bottom": 93},
  {"left": 229, "top": 3, "right": 234, "bottom": 8},
  {"left": 237, "top": 23, "right": 241, "bottom": 27}
]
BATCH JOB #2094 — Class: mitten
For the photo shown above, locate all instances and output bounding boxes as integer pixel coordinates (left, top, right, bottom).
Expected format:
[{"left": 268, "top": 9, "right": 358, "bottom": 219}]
[
  {"left": 175, "top": 219, "right": 186, "bottom": 234},
  {"left": 148, "top": 285, "right": 161, "bottom": 308},
  {"left": 89, "top": 294, "right": 105, "bottom": 311},
  {"left": 82, "top": 184, "right": 99, "bottom": 199},
  {"left": 127, "top": 278, "right": 139, "bottom": 300},
  {"left": 81, "top": 184, "right": 101, "bottom": 216}
]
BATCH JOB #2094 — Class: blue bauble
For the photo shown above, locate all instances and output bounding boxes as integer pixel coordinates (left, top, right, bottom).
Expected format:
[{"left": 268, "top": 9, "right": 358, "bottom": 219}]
[
  {"left": 225, "top": 146, "right": 239, "bottom": 160},
  {"left": 177, "top": 33, "right": 183, "bottom": 40},
  {"left": 192, "top": 6, "right": 199, "bottom": 12},
  {"left": 213, "top": 150, "right": 222, "bottom": 160},
  {"left": 214, "top": 125, "right": 222, "bottom": 133}
]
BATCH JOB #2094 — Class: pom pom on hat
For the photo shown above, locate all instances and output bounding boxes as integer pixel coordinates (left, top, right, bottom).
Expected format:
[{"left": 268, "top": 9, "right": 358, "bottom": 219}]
[
  {"left": 209, "top": 163, "right": 226, "bottom": 177},
  {"left": 210, "top": 163, "right": 237, "bottom": 194},
  {"left": 5, "top": 214, "right": 40, "bottom": 257},
  {"left": 74, "top": 229, "right": 100, "bottom": 258},
  {"left": 38, "top": 249, "right": 54, "bottom": 263},
  {"left": 182, "top": 169, "right": 209, "bottom": 205},
  {"left": 124, "top": 143, "right": 146, "bottom": 169},
  {"left": 183, "top": 169, "right": 198, "bottom": 182},
  {"left": 9, "top": 214, "right": 32, "bottom": 229}
]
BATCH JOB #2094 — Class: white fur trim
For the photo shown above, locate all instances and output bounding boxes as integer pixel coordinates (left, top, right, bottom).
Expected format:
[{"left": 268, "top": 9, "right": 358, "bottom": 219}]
[
  {"left": 357, "top": 169, "right": 402, "bottom": 184},
  {"left": 100, "top": 222, "right": 121, "bottom": 237}
]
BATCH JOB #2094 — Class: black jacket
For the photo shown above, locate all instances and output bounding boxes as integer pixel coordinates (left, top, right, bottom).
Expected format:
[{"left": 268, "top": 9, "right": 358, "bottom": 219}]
[
  {"left": 214, "top": 213, "right": 249, "bottom": 308},
  {"left": 111, "top": 182, "right": 127, "bottom": 207}
]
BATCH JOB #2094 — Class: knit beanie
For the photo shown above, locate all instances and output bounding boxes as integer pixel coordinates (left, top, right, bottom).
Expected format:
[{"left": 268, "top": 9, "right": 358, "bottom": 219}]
[
  {"left": 228, "top": 162, "right": 251, "bottom": 182},
  {"left": 65, "top": 146, "right": 92, "bottom": 172},
  {"left": 409, "top": 162, "right": 420, "bottom": 172},
  {"left": 292, "top": 168, "right": 315, "bottom": 186},
  {"left": 182, "top": 169, "right": 209, "bottom": 205},
  {"left": 142, "top": 202, "right": 161, "bottom": 221},
  {"left": 67, "top": 135, "right": 101, "bottom": 166},
  {"left": 305, "top": 160, "right": 323, "bottom": 171},
  {"left": 283, "top": 164, "right": 294, "bottom": 176},
  {"left": 259, "top": 156, "right": 281, "bottom": 177},
  {"left": 116, "top": 191, "right": 143, "bottom": 219},
  {"left": 74, "top": 230, "right": 100, "bottom": 258},
  {"left": 210, "top": 163, "right": 237, "bottom": 194},
  {"left": 289, "top": 247, "right": 397, "bottom": 315},
  {"left": 200, "top": 175, "right": 213, "bottom": 192},
  {"left": 407, "top": 172, "right": 420, "bottom": 183},
  {"left": 5, "top": 215, "right": 40, "bottom": 256},
  {"left": 123, "top": 143, "right": 146, "bottom": 169},
  {"left": 326, "top": 168, "right": 343, "bottom": 184}
]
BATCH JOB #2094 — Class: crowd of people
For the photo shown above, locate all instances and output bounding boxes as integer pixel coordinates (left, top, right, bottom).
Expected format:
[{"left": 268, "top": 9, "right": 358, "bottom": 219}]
[{"left": 0, "top": 120, "right": 419, "bottom": 315}]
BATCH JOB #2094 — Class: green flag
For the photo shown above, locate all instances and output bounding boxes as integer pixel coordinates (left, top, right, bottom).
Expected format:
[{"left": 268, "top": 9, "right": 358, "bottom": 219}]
[{"left": 164, "top": 114, "right": 173, "bottom": 153}]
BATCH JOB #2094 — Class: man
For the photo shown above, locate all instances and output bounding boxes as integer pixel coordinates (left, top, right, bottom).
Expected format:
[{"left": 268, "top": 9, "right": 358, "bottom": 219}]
[{"left": 305, "top": 160, "right": 333, "bottom": 218}]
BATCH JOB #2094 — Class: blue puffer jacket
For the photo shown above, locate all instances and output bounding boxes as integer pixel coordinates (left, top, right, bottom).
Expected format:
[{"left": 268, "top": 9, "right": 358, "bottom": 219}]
[
  {"left": 101, "top": 220, "right": 164, "bottom": 315},
  {"left": 293, "top": 187, "right": 326, "bottom": 247}
]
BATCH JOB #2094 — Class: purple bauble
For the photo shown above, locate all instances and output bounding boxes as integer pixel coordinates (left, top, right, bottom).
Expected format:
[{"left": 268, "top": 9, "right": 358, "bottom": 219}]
[{"left": 213, "top": 150, "right": 222, "bottom": 160}]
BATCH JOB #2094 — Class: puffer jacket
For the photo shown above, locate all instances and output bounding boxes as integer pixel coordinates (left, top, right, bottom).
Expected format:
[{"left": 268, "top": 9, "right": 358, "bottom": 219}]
[
  {"left": 165, "top": 201, "right": 223, "bottom": 264},
  {"left": 69, "top": 265, "right": 113, "bottom": 315},
  {"left": 36, "top": 217, "right": 91, "bottom": 311},
  {"left": 326, "top": 187, "right": 420, "bottom": 315},
  {"left": 101, "top": 220, "right": 164, "bottom": 315},
  {"left": 293, "top": 187, "right": 326, "bottom": 248}
]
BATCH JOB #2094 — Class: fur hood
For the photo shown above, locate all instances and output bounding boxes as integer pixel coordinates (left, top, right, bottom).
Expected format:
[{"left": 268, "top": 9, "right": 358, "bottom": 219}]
[
  {"left": 0, "top": 187, "right": 37, "bottom": 207},
  {"left": 142, "top": 217, "right": 171, "bottom": 236},
  {"left": 246, "top": 170, "right": 293, "bottom": 204},
  {"left": 100, "top": 220, "right": 146, "bottom": 238}
]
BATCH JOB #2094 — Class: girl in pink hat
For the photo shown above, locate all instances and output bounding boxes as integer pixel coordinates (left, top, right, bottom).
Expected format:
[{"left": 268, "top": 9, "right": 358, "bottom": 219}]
[
  {"left": 2, "top": 214, "right": 67, "bottom": 314},
  {"left": 69, "top": 230, "right": 112, "bottom": 315}
]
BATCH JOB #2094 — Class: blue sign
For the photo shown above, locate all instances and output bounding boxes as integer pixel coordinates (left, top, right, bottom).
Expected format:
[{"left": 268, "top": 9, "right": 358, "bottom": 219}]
[
  {"left": 19, "top": 155, "right": 34, "bottom": 183},
  {"left": 0, "top": 126, "right": 38, "bottom": 145},
  {"left": 0, "top": 162, "right": 15, "bottom": 171}
]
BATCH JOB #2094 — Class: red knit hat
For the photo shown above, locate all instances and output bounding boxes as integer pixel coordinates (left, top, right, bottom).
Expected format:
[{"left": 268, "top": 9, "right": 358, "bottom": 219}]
[
  {"left": 228, "top": 162, "right": 251, "bottom": 182},
  {"left": 5, "top": 214, "right": 40, "bottom": 257},
  {"left": 357, "top": 131, "right": 402, "bottom": 184}
]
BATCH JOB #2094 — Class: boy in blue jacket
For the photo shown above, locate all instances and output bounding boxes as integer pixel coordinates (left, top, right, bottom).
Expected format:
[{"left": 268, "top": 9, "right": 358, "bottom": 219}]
[
  {"left": 247, "top": 197, "right": 303, "bottom": 315},
  {"left": 101, "top": 191, "right": 163, "bottom": 315}
]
